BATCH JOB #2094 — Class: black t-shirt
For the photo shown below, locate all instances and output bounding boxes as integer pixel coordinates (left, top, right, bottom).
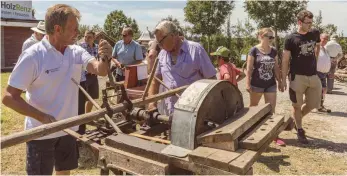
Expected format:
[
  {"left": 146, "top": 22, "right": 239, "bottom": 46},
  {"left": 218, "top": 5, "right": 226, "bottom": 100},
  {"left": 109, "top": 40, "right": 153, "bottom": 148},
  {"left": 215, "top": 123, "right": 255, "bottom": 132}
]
[
  {"left": 248, "top": 46, "right": 277, "bottom": 88},
  {"left": 284, "top": 29, "right": 320, "bottom": 76}
]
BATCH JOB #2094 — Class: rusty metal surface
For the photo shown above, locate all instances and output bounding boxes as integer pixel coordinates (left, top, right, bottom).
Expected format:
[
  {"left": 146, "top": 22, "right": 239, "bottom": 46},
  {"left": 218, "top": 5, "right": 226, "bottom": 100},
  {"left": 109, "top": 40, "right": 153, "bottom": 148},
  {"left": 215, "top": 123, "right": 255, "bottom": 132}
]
[{"left": 170, "top": 80, "right": 244, "bottom": 150}]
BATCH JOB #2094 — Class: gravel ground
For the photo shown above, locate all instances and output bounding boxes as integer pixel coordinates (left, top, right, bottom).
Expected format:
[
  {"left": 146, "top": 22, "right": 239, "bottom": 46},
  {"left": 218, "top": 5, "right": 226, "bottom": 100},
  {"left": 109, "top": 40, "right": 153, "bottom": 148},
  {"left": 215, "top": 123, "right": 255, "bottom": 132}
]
[{"left": 237, "top": 79, "right": 347, "bottom": 174}]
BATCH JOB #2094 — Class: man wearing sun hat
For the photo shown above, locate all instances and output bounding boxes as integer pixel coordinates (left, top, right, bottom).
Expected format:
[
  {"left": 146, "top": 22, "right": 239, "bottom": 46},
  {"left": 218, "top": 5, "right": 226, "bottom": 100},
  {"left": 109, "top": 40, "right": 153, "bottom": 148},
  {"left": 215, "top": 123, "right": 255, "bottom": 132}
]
[
  {"left": 211, "top": 46, "right": 245, "bottom": 86},
  {"left": 22, "top": 21, "right": 46, "bottom": 52}
]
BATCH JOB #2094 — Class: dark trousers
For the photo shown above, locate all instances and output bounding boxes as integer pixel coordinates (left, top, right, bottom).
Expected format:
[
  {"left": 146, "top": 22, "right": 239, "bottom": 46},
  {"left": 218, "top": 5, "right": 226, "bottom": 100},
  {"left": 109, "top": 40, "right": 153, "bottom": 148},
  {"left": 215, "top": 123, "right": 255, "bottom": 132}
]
[
  {"left": 77, "top": 81, "right": 86, "bottom": 134},
  {"left": 327, "top": 61, "right": 337, "bottom": 92}
]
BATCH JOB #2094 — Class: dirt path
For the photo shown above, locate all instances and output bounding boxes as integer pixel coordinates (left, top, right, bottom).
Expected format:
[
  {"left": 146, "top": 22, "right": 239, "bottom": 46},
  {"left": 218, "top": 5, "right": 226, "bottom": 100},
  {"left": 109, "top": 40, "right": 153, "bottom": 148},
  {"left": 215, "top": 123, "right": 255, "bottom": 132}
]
[{"left": 238, "top": 80, "right": 347, "bottom": 174}]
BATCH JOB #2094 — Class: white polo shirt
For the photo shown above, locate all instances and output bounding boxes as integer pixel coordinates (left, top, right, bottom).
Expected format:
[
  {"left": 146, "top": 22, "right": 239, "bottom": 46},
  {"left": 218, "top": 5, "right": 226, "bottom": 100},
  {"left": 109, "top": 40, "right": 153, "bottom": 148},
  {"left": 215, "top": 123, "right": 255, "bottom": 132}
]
[
  {"left": 317, "top": 46, "right": 331, "bottom": 73},
  {"left": 9, "top": 37, "right": 95, "bottom": 140},
  {"left": 325, "top": 39, "right": 343, "bottom": 58}
]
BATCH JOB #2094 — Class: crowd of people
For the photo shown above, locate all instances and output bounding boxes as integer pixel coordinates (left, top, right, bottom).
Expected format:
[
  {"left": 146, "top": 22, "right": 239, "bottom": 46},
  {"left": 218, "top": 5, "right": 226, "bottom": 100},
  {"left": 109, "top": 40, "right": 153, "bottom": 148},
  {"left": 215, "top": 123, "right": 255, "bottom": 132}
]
[{"left": 1, "top": 3, "right": 344, "bottom": 175}]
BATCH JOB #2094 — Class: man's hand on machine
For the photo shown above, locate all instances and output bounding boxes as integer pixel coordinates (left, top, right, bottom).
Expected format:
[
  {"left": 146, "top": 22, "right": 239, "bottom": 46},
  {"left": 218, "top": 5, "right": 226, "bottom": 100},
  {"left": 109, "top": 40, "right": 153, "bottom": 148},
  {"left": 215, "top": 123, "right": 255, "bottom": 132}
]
[
  {"left": 98, "top": 39, "right": 112, "bottom": 62},
  {"left": 148, "top": 103, "right": 157, "bottom": 111}
]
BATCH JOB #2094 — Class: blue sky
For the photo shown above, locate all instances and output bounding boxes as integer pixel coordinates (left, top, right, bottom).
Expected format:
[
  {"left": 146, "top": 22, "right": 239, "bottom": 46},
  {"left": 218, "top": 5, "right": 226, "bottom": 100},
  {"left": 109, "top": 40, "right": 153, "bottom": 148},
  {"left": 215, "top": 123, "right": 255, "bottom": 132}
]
[{"left": 32, "top": 1, "right": 347, "bottom": 36}]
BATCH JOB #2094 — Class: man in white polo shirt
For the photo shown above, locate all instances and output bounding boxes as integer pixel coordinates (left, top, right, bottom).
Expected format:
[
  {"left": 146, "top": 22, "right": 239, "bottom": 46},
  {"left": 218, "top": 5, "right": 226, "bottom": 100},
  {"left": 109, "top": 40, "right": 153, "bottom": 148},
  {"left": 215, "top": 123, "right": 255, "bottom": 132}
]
[
  {"left": 2, "top": 4, "right": 112, "bottom": 175},
  {"left": 316, "top": 33, "right": 331, "bottom": 112}
]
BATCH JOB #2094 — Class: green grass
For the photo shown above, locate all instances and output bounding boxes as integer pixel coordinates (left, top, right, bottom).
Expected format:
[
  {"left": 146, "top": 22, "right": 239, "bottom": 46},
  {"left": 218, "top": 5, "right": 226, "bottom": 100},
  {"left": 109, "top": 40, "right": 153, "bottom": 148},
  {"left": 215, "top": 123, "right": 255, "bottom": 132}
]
[{"left": 0, "top": 72, "right": 99, "bottom": 174}]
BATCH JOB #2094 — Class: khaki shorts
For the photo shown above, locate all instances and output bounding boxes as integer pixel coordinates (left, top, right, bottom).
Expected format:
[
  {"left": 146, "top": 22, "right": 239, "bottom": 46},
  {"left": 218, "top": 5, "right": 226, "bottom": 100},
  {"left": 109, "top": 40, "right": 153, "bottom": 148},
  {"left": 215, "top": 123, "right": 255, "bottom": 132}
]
[{"left": 289, "top": 74, "right": 322, "bottom": 109}]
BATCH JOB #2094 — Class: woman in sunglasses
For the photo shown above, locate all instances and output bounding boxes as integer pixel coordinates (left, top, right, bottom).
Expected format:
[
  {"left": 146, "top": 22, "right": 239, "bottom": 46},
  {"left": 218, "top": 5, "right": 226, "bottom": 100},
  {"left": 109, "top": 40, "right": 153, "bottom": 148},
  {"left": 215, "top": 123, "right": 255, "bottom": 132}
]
[{"left": 245, "top": 28, "right": 285, "bottom": 146}]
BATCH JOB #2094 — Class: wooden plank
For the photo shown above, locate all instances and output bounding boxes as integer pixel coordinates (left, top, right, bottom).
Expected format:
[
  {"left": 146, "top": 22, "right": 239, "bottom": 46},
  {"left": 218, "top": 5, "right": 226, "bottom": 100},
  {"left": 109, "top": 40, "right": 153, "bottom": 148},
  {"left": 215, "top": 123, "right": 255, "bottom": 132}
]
[
  {"left": 188, "top": 147, "right": 219, "bottom": 163},
  {"left": 202, "top": 141, "right": 238, "bottom": 151},
  {"left": 239, "top": 114, "right": 284, "bottom": 150},
  {"left": 98, "top": 146, "right": 169, "bottom": 175},
  {"left": 188, "top": 147, "right": 243, "bottom": 172},
  {"left": 246, "top": 167, "right": 253, "bottom": 175},
  {"left": 105, "top": 134, "right": 169, "bottom": 163},
  {"left": 171, "top": 156, "right": 236, "bottom": 175},
  {"left": 197, "top": 104, "right": 271, "bottom": 144},
  {"left": 229, "top": 116, "right": 292, "bottom": 174}
]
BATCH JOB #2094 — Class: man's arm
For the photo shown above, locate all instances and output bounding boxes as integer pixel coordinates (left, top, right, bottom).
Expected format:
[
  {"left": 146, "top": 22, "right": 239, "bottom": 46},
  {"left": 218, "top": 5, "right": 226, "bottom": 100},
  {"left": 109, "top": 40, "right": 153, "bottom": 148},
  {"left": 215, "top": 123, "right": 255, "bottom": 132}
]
[
  {"left": 198, "top": 45, "right": 217, "bottom": 79},
  {"left": 2, "top": 86, "right": 55, "bottom": 124},
  {"left": 281, "top": 50, "right": 291, "bottom": 90},
  {"left": 85, "top": 39, "right": 113, "bottom": 76},
  {"left": 2, "top": 53, "right": 55, "bottom": 124},
  {"left": 246, "top": 54, "right": 255, "bottom": 92},
  {"left": 315, "top": 43, "right": 320, "bottom": 63},
  {"left": 236, "top": 72, "right": 246, "bottom": 82},
  {"left": 274, "top": 55, "right": 284, "bottom": 92}
]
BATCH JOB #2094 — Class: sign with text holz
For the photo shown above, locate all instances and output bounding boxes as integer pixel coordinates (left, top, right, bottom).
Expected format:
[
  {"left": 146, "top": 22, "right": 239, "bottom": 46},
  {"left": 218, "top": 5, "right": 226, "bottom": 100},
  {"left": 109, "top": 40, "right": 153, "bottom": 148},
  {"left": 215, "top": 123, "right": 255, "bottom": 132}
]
[{"left": 1, "top": 1, "right": 33, "bottom": 20}]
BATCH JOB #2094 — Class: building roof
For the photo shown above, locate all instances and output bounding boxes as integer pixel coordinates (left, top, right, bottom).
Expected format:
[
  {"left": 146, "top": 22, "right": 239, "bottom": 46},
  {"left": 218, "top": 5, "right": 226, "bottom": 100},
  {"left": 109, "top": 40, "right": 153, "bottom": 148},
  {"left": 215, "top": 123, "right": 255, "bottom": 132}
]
[
  {"left": 137, "top": 27, "right": 154, "bottom": 42},
  {"left": 1, "top": 18, "right": 41, "bottom": 27}
]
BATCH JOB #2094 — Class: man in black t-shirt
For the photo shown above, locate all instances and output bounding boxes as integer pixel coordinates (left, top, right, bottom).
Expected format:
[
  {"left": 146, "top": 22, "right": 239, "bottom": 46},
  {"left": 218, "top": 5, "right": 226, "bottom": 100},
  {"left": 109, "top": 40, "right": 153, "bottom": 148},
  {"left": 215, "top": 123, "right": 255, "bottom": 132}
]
[{"left": 281, "top": 10, "right": 322, "bottom": 144}]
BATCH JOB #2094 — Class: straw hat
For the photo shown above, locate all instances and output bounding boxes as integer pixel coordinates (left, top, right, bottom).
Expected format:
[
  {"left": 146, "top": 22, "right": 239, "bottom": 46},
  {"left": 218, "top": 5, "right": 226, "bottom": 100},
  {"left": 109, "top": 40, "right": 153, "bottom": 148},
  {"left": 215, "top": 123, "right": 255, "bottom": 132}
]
[{"left": 31, "top": 21, "right": 46, "bottom": 35}]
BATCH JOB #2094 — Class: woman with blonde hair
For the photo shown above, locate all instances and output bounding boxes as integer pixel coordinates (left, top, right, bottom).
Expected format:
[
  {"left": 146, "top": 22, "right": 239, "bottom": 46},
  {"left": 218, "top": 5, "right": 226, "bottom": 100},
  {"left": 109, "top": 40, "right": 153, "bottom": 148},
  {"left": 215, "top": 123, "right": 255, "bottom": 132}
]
[{"left": 246, "top": 28, "right": 285, "bottom": 146}]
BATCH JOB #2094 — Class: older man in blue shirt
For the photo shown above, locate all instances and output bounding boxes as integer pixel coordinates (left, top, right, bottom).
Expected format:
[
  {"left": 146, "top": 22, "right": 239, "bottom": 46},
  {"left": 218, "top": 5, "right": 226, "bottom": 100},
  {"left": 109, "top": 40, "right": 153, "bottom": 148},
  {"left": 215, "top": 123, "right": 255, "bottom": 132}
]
[
  {"left": 148, "top": 21, "right": 217, "bottom": 116},
  {"left": 112, "top": 27, "right": 144, "bottom": 81}
]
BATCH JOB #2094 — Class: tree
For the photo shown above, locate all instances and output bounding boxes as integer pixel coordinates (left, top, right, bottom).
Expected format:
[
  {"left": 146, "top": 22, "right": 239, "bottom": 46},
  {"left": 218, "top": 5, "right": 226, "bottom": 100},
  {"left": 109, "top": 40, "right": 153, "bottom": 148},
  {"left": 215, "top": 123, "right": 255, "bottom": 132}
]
[
  {"left": 161, "top": 16, "right": 181, "bottom": 28},
  {"left": 230, "top": 18, "right": 257, "bottom": 67},
  {"left": 78, "top": 24, "right": 90, "bottom": 40},
  {"left": 314, "top": 10, "right": 338, "bottom": 36},
  {"left": 91, "top": 24, "right": 103, "bottom": 33},
  {"left": 104, "top": 10, "right": 140, "bottom": 41},
  {"left": 184, "top": 1, "right": 234, "bottom": 53},
  {"left": 313, "top": 10, "right": 324, "bottom": 32},
  {"left": 323, "top": 24, "right": 338, "bottom": 36},
  {"left": 244, "top": 1, "right": 308, "bottom": 59},
  {"left": 226, "top": 14, "right": 232, "bottom": 49}
]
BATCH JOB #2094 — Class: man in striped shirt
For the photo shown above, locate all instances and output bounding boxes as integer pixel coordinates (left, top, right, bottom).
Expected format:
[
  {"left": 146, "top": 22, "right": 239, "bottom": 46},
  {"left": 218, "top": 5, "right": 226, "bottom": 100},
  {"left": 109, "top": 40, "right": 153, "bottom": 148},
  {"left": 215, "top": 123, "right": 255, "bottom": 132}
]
[{"left": 22, "top": 21, "right": 46, "bottom": 52}]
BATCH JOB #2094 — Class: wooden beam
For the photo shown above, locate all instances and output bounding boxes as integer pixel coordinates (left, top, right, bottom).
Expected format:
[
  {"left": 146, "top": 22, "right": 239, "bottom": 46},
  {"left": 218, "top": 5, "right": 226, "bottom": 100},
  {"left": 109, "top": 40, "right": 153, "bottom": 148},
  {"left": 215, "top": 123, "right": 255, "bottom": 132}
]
[
  {"left": 0, "top": 86, "right": 188, "bottom": 149},
  {"left": 228, "top": 116, "right": 293, "bottom": 174},
  {"left": 197, "top": 104, "right": 271, "bottom": 145},
  {"left": 142, "top": 57, "right": 160, "bottom": 99},
  {"left": 239, "top": 114, "right": 284, "bottom": 150},
  {"left": 98, "top": 146, "right": 170, "bottom": 175}
]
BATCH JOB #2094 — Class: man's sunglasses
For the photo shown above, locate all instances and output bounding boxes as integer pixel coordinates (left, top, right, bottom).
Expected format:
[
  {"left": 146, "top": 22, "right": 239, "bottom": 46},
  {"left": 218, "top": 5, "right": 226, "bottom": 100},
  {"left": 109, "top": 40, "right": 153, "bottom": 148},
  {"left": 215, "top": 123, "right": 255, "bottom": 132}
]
[
  {"left": 122, "top": 34, "right": 129, "bottom": 37},
  {"left": 264, "top": 35, "right": 275, "bottom": 40}
]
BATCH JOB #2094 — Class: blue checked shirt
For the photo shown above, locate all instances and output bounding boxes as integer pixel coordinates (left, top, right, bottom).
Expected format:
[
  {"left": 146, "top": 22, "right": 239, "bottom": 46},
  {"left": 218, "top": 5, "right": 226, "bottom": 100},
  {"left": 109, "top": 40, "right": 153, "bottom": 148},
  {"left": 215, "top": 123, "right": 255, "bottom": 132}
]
[{"left": 79, "top": 42, "right": 98, "bottom": 82}]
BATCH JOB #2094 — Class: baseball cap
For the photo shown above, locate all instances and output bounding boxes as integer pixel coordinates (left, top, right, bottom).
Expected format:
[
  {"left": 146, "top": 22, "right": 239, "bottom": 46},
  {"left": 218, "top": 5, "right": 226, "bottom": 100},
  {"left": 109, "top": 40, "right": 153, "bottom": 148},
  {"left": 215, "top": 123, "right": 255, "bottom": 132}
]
[{"left": 210, "top": 46, "right": 230, "bottom": 58}]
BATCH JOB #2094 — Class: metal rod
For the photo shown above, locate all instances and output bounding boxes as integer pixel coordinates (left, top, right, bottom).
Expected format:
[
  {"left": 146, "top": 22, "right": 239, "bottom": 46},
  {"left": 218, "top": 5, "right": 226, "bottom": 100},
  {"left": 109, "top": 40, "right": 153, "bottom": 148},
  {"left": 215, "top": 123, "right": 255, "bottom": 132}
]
[
  {"left": 0, "top": 85, "right": 188, "bottom": 149},
  {"left": 142, "top": 57, "right": 160, "bottom": 100},
  {"left": 71, "top": 78, "right": 123, "bottom": 134},
  {"left": 154, "top": 76, "right": 180, "bottom": 98}
]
